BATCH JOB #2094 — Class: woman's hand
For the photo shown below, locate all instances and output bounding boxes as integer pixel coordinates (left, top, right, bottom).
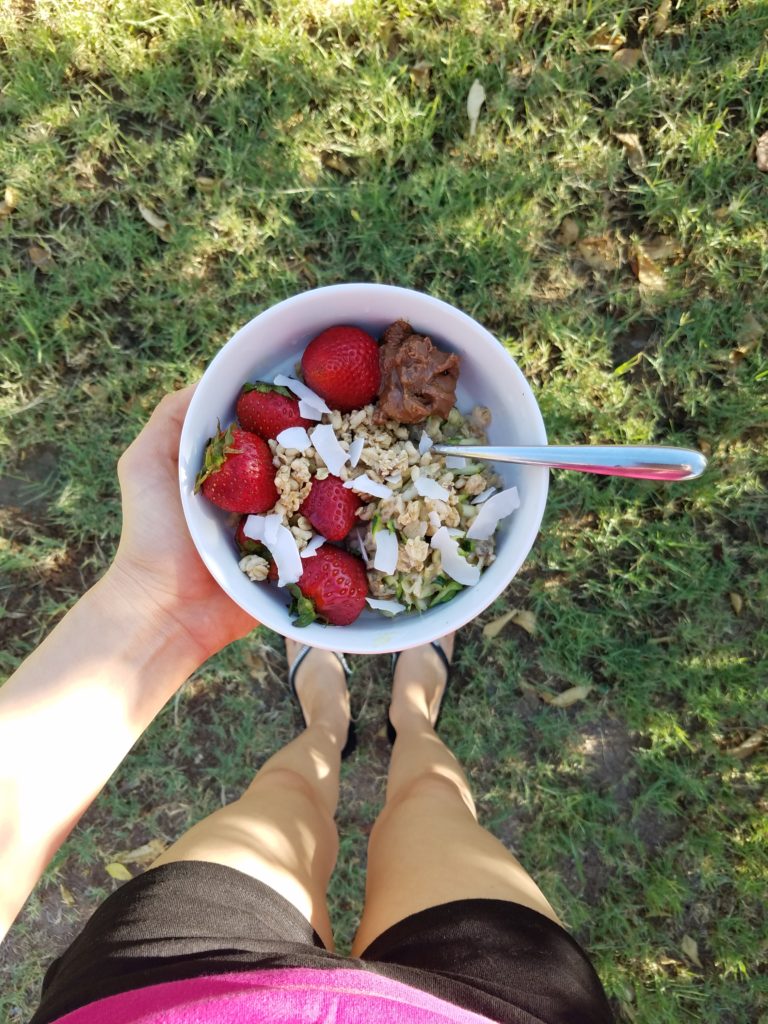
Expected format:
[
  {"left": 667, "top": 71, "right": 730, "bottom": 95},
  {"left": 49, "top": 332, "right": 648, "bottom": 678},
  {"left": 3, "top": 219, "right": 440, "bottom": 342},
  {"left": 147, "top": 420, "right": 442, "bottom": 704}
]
[{"left": 106, "top": 386, "right": 258, "bottom": 664}]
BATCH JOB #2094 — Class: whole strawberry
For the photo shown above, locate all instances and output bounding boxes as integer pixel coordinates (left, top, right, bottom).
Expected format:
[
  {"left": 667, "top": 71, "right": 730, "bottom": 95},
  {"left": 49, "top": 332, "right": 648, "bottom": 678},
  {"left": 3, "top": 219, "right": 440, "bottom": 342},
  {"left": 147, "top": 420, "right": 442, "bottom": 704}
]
[
  {"left": 195, "top": 423, "right": 278, "bottom": 513},
  {"left": 299, "top": 474, "right": 362, "bottom": 541},
  {"left": 236, "top": 382, "right": 312, "bottom": 441},
  {"left": 288, "top": 545, "right": 368, "bottom": 626},
  {"left": 301, "top": 325, "right": 380, "bottom": 412}
]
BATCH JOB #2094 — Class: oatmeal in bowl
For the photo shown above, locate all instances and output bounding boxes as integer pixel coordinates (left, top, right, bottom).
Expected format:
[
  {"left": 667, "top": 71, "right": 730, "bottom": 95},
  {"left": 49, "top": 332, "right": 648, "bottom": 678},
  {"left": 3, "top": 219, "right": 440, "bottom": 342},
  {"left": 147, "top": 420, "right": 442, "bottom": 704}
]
[{"left": 180, "top": 284, "right": 548, "bottom": 654}]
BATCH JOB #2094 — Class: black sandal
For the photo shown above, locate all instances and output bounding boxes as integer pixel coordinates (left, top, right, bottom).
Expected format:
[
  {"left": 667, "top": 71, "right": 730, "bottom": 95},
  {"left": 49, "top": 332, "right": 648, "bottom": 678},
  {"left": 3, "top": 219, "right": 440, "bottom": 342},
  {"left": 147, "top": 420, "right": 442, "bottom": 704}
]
[
  {"left": 288, "top": 645, "right": 357, "bottom": 759},
  {"left": 387, "top": 640, "right": 453, "bottom": 745}
]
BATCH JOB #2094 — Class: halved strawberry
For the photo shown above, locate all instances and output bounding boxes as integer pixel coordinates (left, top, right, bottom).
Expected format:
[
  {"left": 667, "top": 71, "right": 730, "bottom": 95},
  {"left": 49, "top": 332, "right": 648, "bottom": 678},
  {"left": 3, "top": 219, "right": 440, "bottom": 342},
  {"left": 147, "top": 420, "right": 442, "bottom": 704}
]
[
  {"left": 301, "top": 325, "right": 380, "bottom": 412},
  {"left": 236, "top": 382, "right": 312, "bottom": 440},
  {"left": 195, "top": 423, "right": 278, "bottom": 513},
  {"left": 299, "top": 474, "right": 362, "bottom": 542},
  {"left": 288, "top": 545, "right": 368, "bottom": 626}
]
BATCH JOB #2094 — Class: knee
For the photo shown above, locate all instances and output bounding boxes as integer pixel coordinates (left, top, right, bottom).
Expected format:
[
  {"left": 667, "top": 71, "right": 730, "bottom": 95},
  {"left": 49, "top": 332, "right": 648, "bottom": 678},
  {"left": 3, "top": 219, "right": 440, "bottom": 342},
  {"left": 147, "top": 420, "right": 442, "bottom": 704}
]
[
  {"left": 246, "top": 768, "right": 337, "bottom": 838},
  {"left": 385, "top": 770, "right": 475, "bottom": 819}
]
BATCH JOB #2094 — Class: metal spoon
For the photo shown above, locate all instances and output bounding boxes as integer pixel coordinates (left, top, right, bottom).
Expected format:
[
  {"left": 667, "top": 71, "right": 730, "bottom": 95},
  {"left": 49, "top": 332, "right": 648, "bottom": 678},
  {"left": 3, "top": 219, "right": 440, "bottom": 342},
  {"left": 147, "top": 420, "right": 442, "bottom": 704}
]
[{"left": 432, "top": 444, "right": 708, "bottom": 481}]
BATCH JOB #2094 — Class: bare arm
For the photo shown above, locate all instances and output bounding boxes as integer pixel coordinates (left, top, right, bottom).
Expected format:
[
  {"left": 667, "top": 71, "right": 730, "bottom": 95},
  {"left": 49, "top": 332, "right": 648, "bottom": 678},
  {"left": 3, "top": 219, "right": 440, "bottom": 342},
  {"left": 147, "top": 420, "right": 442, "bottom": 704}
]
[{"left": 0, "top": 388, "right": 257, "bottom": 939}]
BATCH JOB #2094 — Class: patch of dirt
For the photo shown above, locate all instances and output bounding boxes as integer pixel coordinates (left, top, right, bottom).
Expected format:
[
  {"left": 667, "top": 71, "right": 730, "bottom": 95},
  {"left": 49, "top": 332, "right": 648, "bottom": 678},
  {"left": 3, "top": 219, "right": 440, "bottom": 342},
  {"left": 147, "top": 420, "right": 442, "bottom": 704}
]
[
  {"left": 611, "top": 319, "right": 657, "bottom": 372},
  {"left": 560, "top": 840, "right": 612, "bottom": 906},
  {"left": 0, "top": 446, "right": 59, "bottom": 511},
  {"left": 632, "top": 804, "right": 685, "bottom": 854},
  {"left": 578, "top": 716, "right": 639, "bottom": 807}
]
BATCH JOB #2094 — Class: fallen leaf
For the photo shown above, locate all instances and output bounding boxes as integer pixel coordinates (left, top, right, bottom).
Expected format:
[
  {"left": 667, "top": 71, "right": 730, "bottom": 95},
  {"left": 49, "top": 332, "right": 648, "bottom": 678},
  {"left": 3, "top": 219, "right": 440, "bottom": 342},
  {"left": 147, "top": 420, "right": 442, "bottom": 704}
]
[
  {"left": 652, "top": 0, "right": 672, "bottom": 36},
  {"left": 729, "top": 592, "right": 743, "bottom": 615},
  {"left": 28, "top": 245, "right": 56, "bottom": 272},
  {"left": 681, "top": 934, "right": 703, "bottom": 968},
  {"left": 137, "top": 201, "right": 171, "bottom": 241},
  {"left": 321, "top": 153, "right": 353, "bottom": 176},
  {"left": 576, "top": 235, "right": 623, "bottom": 272},
  {"left": 642, "top": 235, "right": 680, "bottom": 261},
  {"left": 0, "top": 185, "right": 19, "bottom": 217},
  {"left": 59, "top": 884, "right": 75, "bottom": 906},
  {"left": 615, "top": 132, "right": 646, "bottom": 174},
  {"left": 556, "top": 216, "right": 580, "bottom": 245},
  {"left": 541, "top": 684, "right": 592, "bottom": 708},
  {"left": 756, "top": 132, "right": 768, "bottom": 172},
  {"left": 613, "top": 48, "right": 643, "bottom": 70},
  {"left": 519, "top": 680, "right": 538, "bottom": 695},
  {"left": 725, "top": 730, "right": 765, "bottom": 760},
  {"left": 114, "top": 838, "right": 167, "bottom": 866},
  {"left": 737, "top": 311, "right": 764, "bottom": 350},
  {"left": 195, "top": 175, "right": 217, "bottom": 191},
  {"left": 105, "top": 862, "right": 133, "bottom": 881},
  {"left": 631, "top": 245, "right": 666, "bottom": 291},
  {"left": 483, "top": 609, "right": 537, "bottom": 639},
  {"left": 467, "top": 79, "right": 486, "bottom": 137},
  {"left": 589, "top": 25, "right": 626, "bottom": 50},
  {"left": 410, "top": 61, "right": 431, "bottom": 90}
]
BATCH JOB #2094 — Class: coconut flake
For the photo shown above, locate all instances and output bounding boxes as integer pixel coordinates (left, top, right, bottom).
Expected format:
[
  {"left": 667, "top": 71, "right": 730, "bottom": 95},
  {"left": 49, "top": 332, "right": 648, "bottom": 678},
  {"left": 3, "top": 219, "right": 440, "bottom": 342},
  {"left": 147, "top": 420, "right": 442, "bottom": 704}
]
[
  {"left": 276, "top": 426, "right": 312, "bottom": 452},
  {"left": 446, "top": 528, "right": 464, "bottom": 537},
  {"left": 418, "top": 431, "right": 433, "bottom": 455},
  {"left": 428, "top": 510, "right": 442, "bottom": 530},
  {"left": 414, "top": 476, "right": 450, "bottom": 501},
  {"left": 348, "top": 436, "right": 365, "bottom": 468},
  {"left": 386, "top": 471, "right": 402, "bottom": 487},
  {"left": 310, "top": 424, "right": 348, "bottom": 476},
  {"left": 274, "top": 374, "right": 331, "bottom": 414},
  {"left": 242, "top": 514, "right": 267, "bottom": 542},
  {"left": 366, "top": 597, "right": 406, "bottom": 615},
  {"left": 466, "top": 486, "right": 521, "bottom": 540},
  {"left": 445, "top": 455, "right": 467, "bottom": 469},
  {"left": 373, "top": 528, "right": 398, "bottom": 574},
  {"left": 355, "top": 527, "right": 370, "bottom": 566},
  {"left": 344, "top": 473, "right": 393, "bottom": 499},
  {"left": 268, "top": 524, "right": 304, "bottom": 586},
  {"left": 298, "top": 400, "right": 324, "bottom": 421},
  {"left": 471, "top": 485, "right": 498, "bottom": 505},
  {"left": 430, "top": 527, "right": 480, "bottom": 586},
  {"left": 301, "top": 533, "right": 326, "bottom": 558},
  {"left": 263, "top": 513, "right": 283, "bottom": 547}
]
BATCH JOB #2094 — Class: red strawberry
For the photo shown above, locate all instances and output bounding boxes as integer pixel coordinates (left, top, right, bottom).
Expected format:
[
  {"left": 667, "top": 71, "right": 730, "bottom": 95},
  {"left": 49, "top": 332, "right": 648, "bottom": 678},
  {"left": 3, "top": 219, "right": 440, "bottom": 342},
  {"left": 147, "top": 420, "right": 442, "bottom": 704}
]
[
  {"left": 236, "top": 382, "right": 312, "bottom": 440},
  {"left": 289, "top": 545, "right": 368, "bottom": 626},
  {"left": 299, "top": 474, "right": 362, "bottom": 541},
  {"left": 195, "top": 424, "right": 278, "bottom": 513},
  {"left": 301, "top": 325, "right": 380, "bottom": 412}
]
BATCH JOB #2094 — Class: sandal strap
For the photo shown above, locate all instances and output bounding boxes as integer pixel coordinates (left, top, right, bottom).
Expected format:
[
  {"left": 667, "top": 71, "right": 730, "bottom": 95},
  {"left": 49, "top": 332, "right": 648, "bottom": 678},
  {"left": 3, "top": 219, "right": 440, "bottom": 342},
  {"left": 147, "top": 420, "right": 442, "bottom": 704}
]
[{"left": 289, "top": 646, "right": 350, "bottom": 696}]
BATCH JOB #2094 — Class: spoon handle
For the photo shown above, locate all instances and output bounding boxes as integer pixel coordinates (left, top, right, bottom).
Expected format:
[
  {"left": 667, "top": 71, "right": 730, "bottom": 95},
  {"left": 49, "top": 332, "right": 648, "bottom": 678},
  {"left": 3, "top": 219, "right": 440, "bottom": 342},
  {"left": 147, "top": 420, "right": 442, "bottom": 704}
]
[{"left": 433, "top": 444, "right": 708, "bottom": 481}]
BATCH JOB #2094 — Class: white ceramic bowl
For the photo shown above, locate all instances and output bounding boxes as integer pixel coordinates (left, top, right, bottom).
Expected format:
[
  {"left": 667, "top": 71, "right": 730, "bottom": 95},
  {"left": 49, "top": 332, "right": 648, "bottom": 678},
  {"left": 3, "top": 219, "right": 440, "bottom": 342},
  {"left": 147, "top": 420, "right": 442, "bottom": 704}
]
[{"left": 179, "top": 283, "right": 548, "bottom": 654}]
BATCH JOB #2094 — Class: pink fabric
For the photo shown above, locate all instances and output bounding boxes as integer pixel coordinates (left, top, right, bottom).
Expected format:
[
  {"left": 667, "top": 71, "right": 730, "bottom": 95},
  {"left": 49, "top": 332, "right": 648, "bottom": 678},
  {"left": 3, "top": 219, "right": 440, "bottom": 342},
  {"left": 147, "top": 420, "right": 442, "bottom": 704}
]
[{"left": 51, "top": 968, "right": 497, "bottom": 1023}]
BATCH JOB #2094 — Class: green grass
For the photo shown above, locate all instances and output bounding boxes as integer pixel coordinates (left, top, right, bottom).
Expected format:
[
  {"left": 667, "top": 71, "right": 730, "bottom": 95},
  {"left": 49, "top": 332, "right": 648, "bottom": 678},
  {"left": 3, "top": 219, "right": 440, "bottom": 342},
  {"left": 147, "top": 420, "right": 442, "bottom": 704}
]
[{"left": 1, "top": 1, "right": 767, "bottom": 1021}]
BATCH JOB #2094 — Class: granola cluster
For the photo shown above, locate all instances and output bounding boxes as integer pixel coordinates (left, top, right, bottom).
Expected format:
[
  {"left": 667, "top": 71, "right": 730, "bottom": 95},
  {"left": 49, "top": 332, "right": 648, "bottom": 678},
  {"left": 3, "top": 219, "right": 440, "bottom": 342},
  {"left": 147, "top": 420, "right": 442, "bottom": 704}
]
[{"left": 252, "top": 403, "right": 502, "bottom": 612}]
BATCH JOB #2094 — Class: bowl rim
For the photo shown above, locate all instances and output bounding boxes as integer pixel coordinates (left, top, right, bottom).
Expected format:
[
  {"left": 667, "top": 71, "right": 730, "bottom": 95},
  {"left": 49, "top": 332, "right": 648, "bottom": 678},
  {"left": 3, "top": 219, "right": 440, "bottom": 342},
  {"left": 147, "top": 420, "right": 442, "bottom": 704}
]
[{"left": 179, "top": 282, "right": 549, "bottom": 654}]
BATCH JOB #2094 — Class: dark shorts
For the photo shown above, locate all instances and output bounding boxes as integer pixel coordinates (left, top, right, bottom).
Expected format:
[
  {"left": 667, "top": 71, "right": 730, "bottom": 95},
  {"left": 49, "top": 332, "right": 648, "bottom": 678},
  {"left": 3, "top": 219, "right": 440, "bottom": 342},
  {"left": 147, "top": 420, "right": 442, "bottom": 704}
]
[{"left": 32, "top": 861, "right": 614, "bottom": 1024}]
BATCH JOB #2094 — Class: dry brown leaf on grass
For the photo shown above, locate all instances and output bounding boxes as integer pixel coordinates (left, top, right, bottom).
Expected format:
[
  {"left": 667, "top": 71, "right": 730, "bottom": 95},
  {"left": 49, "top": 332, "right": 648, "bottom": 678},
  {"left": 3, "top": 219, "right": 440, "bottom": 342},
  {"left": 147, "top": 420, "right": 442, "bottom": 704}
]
[
  {"left": 729, "top": 592, "right": 743, "bottom": 615},
  {"left": 114, "top": 838, "right": 167, "bottom": 866},
  {"left": 630, "top": 245, "right": 666, "bottom": 291},
  {"left": 615, "top": 132, "right": 646, "bottom": 174},
  {"left": 105, "top": 862, "right": 133, "bottom": 881},
  {"left": 467, "top": 79, "right": 486, "bottom": 137},
  {"left": 195, "top": 176, "right": 217, "bottom": 191},
  {"left": 642, "top": 235, "right": 681, "bottom": 261},
  {"left": 0, "top": 185, "right": 20, "bottom": 217},
  {"left": 541, "top": 684, "right": 592, "bottom": 708},
  {"left": 576, "top": 235, "right": 623, "bottom": 272},
  {"left": 724, "top": 730, "right": 765, "bottom": 760},
  {"left": 410, "top": 61, "right": 431, "bottom": 90},
  {"left": 652, "top": 0, "right": 672, "bottom": 37},
  {"left": 59, "top": 884, "right": 75, "bottom": 907},
  {"left": 613, "top": 48, "right": 643, "bottom": 70},
  {"left": 28, "top": 245, "right": 56, "bottom": 272},
  {"left": 137, "top": 201, "right": 171, "bottom": 241},
  {"left": 681, "top": 935, "right": 703, "bottom": 969},
  {"left": 322, "top": 153, "right": 353, "bottom": 176},
  {"left": 555, "top": 216, "right": 580, "bottom": 245},
  {"left": 756, "top": 132, "right": 768, "bottom": 172},
  {"left": 483, "top": 609, "right": 537, "bottom": 639},
  {"left": 588, "top": 25, "right": 626, "bottom": 51}
]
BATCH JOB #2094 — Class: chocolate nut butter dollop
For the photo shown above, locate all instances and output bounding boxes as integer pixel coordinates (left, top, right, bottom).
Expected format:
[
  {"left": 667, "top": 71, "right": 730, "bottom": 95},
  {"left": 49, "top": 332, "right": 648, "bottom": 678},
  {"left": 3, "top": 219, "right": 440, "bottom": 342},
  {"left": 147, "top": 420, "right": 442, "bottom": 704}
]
[{"left": 374, "top": 319, "right": 460, "bottom": 424}]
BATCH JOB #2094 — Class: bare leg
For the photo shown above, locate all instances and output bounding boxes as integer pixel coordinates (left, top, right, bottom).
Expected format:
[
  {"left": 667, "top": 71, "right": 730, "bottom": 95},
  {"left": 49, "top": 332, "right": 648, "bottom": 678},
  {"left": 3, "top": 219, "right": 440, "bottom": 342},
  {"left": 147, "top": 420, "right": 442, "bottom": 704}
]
[
  {"left": 352, "top": 636, "right": 560, "bottom": 956},
  {"left": 150, "top": 641, "right": 349, "bottom": 950}
]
